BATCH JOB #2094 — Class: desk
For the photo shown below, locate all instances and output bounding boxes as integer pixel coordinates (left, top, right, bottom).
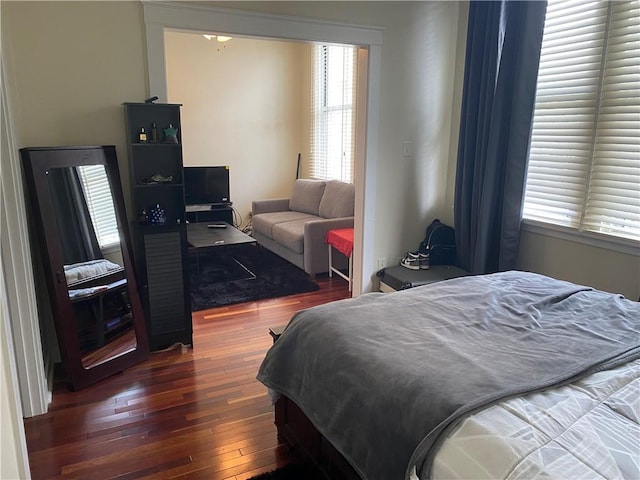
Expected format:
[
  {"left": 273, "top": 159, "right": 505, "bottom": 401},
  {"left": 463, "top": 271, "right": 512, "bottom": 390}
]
[
  {"left": 326, "top": 228, "right": 354, "bottom": 292},
  {"left": 185, "top": 204, "right": 233, "bottom": 224}
]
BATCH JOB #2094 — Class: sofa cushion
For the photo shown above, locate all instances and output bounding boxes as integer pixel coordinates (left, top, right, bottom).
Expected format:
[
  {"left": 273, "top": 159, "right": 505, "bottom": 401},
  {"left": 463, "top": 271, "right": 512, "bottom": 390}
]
[
  {"left": 272, "top": 218, "right": 312, "bottom": 254},
  {"left": 252, "top": 211, "right": 316, "bottom": 240},
  {"left": 319, "top": 180, "right": 355, "bottom": 218},
  {"left": 289, "top": 179, "right": 326, "bottom": 216}
]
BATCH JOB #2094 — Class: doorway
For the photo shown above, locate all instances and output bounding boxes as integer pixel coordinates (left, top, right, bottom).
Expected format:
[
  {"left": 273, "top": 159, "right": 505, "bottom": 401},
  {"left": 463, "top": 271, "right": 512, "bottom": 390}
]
[{"left": 143, "top": 2, "right": 382, "bottom": 295}]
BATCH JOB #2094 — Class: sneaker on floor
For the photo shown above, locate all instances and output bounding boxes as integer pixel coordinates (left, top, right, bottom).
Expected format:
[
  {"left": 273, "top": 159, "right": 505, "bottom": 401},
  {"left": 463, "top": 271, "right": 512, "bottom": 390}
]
[
  {"left": 401, "top": 252, "right": 421, "bottom": 270},
  {"left": 419, "top": 253, "right": 430, "bottom": 270}
]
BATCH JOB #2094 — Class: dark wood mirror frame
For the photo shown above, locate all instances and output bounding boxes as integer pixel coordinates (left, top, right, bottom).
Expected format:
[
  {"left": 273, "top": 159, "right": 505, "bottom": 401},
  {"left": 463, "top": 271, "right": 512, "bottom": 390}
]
[{"left": 21, "top": 145, "right": 150, "bottom": 390}]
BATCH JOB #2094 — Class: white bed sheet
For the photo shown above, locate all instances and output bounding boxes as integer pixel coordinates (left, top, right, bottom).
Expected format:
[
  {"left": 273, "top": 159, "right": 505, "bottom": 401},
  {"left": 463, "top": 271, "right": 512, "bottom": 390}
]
[{"left": 430, "top": 358, "right": 640, "bottom": 479}]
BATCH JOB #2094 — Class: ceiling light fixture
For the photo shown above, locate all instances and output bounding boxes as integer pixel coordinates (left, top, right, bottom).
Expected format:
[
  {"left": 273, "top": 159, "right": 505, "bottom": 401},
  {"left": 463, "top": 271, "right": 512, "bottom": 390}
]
[{"left": 203, "top": 34, "right": 232, "bottom": 43}]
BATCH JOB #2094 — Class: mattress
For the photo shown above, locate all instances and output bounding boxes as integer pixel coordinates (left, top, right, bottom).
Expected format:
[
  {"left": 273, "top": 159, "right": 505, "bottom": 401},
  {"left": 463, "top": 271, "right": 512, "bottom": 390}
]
[
  {"left": 431, "top": 358, "right": 640, "bottom": 479},
  {"left": 64, "top": 259, "right": 122, "bottom": 285},
  {"left": 258, "top": 271, "right": 639, "bottom": 480}
]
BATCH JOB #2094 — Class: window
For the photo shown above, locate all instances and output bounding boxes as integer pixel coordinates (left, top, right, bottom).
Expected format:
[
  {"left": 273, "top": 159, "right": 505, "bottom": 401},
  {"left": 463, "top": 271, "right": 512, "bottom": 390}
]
[
  {"left": 77, "top": 165, "right": 120, "bottom": 248},
  {"left": 310, "top": 44, "right": 357, "bottom": 184},
  {"left": 523, "top": 0, "right": 640, "bottom": 242}
]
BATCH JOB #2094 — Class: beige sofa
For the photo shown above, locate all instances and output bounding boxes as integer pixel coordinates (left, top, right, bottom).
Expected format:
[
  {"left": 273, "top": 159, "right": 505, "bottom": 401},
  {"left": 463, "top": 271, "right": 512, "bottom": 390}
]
[{"left": 252, "top": 179, "right": 354, "bottom": 275}]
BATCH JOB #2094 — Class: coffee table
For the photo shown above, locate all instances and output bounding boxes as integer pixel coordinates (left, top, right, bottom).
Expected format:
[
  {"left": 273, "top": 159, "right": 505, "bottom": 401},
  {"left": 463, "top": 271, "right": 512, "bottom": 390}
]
[
  {"left": 187, "top": 222, "right": 256, "bottom": 248},
  {"left": 187, "top": 222, "right": 257, "bottom": 280}
]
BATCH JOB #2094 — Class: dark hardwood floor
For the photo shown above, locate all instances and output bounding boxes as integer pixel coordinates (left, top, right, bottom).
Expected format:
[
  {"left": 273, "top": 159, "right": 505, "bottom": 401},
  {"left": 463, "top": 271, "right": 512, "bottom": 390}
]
[{"left": 24, "top": 276, "right": 351, "bottom": 480}]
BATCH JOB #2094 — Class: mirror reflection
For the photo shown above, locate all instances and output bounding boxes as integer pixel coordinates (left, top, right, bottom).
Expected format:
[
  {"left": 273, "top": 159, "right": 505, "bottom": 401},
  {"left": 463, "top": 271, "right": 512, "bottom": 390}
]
[{"left": 48, "top": 166, "right": 137, "bottom": 369}]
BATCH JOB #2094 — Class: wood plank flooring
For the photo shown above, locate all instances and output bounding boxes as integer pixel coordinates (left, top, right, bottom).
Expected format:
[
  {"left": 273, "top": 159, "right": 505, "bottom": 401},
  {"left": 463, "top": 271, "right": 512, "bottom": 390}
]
[{"left": 24, "top": 276, "right": 350, "bottom": 480}]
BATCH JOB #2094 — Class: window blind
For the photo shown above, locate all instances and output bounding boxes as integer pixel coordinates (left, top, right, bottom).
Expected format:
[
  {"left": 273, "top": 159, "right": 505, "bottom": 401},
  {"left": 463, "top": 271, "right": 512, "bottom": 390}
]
[
  {"left": 523, "top": 0, "right": 640, "bottom": 242},
  {"left": 310, "top": 44, "right": 356, "bottom": 183},
  {"left": 77, "top": 165, "right": 120, "bottom": 248}
]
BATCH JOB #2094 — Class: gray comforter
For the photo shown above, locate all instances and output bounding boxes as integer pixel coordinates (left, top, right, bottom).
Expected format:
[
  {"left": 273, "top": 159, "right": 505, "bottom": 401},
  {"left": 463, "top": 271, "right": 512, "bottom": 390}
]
[{"left": 257, "top": 271, "right": 640, "bottom": 480}]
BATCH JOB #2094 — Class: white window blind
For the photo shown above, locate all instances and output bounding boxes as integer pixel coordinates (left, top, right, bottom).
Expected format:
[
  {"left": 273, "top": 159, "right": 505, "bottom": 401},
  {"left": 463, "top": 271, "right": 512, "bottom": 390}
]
[
  {"left": 77, "top": 165, "right": 120, "bottom": 248},
  {"left": 523, "top": 0, "right": 640, "bottom": 242},
  {"left": 311, "top": 44, "right": 357, "bottom": 184}
]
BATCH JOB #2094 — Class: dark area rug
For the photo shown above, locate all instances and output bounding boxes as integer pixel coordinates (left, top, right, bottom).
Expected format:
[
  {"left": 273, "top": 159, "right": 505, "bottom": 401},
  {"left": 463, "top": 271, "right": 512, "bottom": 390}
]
[
  {"left": 189, "top": 245, "right": 319, "bottom": 311},
  {"left": 248, "top": 462, "right": 326, "bottom": 480}
]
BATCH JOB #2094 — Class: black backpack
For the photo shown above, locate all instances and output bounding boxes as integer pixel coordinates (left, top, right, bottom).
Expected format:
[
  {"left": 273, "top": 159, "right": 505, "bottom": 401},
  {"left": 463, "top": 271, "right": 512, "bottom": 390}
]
[{"left": 418, "top": 219, "right": 456, "bottom": 266}]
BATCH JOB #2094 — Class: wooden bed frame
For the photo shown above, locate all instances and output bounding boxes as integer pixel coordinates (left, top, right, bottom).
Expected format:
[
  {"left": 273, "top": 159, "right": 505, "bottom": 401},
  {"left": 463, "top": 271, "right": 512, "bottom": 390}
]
[{"left": 275, "top": 395, "right": 363, "bottom": 480}]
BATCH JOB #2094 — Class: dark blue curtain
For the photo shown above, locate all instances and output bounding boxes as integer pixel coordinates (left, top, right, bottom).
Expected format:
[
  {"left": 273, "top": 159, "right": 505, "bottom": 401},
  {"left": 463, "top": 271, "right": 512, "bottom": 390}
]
[{"left": 454, "top": 1, "right": 546, "bottom": 274}]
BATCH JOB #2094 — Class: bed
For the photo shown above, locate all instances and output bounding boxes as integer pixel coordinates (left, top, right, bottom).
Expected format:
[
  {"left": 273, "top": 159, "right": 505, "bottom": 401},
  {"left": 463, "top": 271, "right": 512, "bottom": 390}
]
[{"left": 257, "top": 271, "right": 640, "bottom": 480}]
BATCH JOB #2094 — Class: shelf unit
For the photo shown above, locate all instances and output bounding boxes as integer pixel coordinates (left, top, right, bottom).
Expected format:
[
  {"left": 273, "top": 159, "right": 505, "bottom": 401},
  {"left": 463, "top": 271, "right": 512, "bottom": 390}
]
[
  {"left": 185, "top": 205, "right": 234, "bottom": 224},
  {"left": 123, "top": 102, "right": 192, "bottom": 350}
]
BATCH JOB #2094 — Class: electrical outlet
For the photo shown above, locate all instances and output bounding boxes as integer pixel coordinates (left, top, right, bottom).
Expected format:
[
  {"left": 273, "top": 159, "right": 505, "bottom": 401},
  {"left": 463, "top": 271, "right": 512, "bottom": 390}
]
[{"left": 377, "top": 257, "right": 387, "bottom": 269}]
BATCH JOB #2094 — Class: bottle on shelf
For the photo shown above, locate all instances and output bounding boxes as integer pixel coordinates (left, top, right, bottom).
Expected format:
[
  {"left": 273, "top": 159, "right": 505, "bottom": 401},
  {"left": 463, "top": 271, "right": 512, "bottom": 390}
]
[
  {"left": 164, "top": 124, "right": 179, "bottom": 144},
  {"left": 149, "top": 122, "right": 158, "bottom": 143},
  {"left": 138, "top": 209, "right": 150, "bottom": 225},
  {"left": 138, "top": 127, "right": 148, "bottom": 143}
]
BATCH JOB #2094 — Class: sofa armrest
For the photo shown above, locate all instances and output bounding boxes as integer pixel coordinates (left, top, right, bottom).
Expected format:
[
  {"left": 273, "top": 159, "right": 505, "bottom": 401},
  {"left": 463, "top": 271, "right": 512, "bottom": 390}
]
[
  {"left": 303, "top": 217, "right": 355, "bottom": 273},
  {"left": 252, "top": 198, "right": 291, "bottom": 215}
]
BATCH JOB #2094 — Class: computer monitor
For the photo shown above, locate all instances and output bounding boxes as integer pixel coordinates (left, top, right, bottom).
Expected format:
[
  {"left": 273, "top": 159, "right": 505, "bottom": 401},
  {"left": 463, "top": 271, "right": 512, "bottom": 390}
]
[{"left": 183, "top": 166, "right": 230, "bottom": 205}]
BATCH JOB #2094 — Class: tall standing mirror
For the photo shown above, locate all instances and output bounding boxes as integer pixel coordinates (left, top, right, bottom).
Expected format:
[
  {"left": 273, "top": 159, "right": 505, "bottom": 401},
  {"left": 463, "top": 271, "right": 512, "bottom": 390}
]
[{"left": 21, "top": 145, "right": 149, "bottom": 390}]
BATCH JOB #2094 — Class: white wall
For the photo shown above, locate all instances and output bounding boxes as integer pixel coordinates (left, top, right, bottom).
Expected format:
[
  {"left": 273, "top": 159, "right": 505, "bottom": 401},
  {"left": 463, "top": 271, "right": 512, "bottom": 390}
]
[
  {"left": 0, "top": 295, "right": 30, "bottom": 480},
  {"left": 1, "top": 1, "right": 148, "bottom": 214},
  {"left": 518, "top": 231, "right": 640, "bottom": 299},
  {"left": 165, "top": 32, "right": 309, "bottom": 224},
  {"left": 372, "top": 2, "right": 466, "bottom": 265}
]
